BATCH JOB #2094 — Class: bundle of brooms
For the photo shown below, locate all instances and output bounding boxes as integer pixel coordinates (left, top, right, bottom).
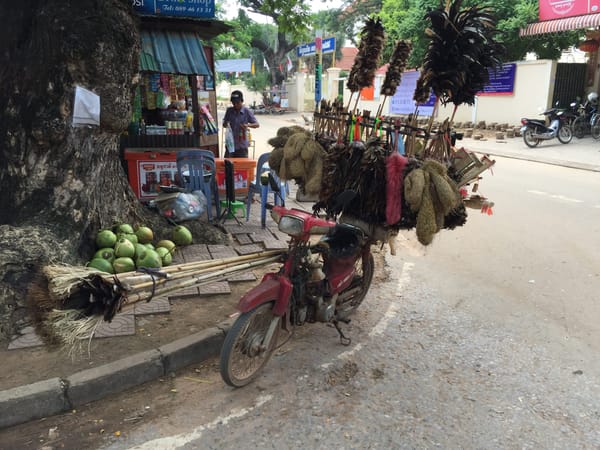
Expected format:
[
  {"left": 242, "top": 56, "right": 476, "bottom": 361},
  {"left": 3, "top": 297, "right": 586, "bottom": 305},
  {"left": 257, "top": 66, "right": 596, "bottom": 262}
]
[{"left": 33, "top": 250, "right": 285, "bottom": 349}]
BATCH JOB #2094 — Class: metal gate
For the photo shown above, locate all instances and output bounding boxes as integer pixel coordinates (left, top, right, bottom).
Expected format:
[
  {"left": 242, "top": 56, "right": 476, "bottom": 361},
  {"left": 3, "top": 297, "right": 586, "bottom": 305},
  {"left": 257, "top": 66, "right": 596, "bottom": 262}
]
[{"left": 552, "top": 63, "right": 587, "bottom": 108}]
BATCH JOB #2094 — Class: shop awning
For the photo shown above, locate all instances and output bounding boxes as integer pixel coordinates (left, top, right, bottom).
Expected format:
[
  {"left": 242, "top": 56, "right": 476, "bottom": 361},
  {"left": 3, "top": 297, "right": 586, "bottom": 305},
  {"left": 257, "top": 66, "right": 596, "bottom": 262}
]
[
  {"left": 139, "top": 30, "right": 212, "bottom": 75},
  {"left": 520, "top": 13, "right": 600, "bottom": 37}
]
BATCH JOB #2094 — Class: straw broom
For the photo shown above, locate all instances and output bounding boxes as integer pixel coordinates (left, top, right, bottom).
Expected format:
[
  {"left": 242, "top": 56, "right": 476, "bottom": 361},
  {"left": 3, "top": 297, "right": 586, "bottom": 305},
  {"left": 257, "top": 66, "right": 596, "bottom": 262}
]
[{"left": 40, "top": 250, "right": 285, "bottom": 346}]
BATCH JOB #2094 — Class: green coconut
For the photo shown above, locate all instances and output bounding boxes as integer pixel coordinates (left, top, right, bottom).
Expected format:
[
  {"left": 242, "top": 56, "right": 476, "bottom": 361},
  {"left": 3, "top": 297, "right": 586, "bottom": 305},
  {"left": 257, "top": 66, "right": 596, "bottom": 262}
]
[
  {"left": 93, "top": 248, "right": 115, "bottom": 263},
  {"left": 115, "top": 223, "right": 134, "bottom": 234},
  {"left": 156, "top": 239, "right": 176, "bottom": 252},
  {"left": 136, "top": 249, "right": 162, "bottom": 269},
  {"left": 113, "top": 257, "right": 136, "bottom": 273},
  {"left": 114, "top": 238, "right": 135, "bottom": 258},
  {"left": 155, "top": 246, "right": 173, "bottom": 266},
  {"left": 134, "top": 243, "right": 148, "bottom": 258},
  {"left": 172, "top": 225, "right": 192, "bottom": 246},
  {"left": 87, "top": 258, "right": 115, "bottom": 274},
  {"left": 135, "top": 226, "right": 154, "bottom": 244},
  {"left": 95, "top": 229, "right": 117, "bottom": 249},
  {"left": 117, "top": 233, "right": 138, "bottom": 245}
]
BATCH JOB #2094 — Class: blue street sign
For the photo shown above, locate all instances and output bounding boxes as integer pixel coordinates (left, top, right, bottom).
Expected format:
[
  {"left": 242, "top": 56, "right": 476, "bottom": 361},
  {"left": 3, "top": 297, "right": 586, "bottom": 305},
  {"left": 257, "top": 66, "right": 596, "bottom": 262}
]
[{"left": 296, "top": 37, "right": 336, "bottom": 58}]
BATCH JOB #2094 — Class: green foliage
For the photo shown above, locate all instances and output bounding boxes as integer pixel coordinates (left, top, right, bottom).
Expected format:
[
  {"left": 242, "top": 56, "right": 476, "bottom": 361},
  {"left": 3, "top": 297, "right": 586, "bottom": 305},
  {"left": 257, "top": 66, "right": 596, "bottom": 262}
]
[
  {"left": 379, "top": 0, "right": 584, "bottom": 65},
  {"left": 245, "top": 70, "right": 271, "bottom": 94}
]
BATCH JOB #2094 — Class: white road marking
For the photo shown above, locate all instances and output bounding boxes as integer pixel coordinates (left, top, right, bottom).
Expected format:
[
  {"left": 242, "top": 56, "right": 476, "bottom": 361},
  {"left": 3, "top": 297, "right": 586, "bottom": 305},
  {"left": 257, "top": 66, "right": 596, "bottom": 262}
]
[
  {"left": 126, "top": 394, "right": 273, "bottom": 449},
  {"left": 369, "top": 262, "right": 414, "bottom": 337},
  {"left": 527, "top": 190, "right": 584, "bottom": 203},
  {"left": 321, "top": 261, "right": 414, "bottom": 368}
]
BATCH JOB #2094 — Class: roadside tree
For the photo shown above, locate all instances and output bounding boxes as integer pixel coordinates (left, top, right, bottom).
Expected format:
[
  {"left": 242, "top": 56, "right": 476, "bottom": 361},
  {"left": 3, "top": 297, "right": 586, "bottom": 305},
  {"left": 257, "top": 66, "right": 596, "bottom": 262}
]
[{"left": 0, "top": 0, "right": 226, "bottom": 342}]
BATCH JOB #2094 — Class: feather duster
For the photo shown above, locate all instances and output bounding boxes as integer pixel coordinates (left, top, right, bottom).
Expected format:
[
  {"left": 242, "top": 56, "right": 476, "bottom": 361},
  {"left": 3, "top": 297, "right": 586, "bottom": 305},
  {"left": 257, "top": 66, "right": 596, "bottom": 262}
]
[
  {"left": 347, "top": 17, "right": 386, "bottom": 93},
  {"left": 385, "top": 153, "right": 409, "bottom": 225},
  {"left": 413, "top": 0, "right": 505, "bottom": 106},
  {"left": 381, "top": 40, "right": 412, "bottom": 97}
]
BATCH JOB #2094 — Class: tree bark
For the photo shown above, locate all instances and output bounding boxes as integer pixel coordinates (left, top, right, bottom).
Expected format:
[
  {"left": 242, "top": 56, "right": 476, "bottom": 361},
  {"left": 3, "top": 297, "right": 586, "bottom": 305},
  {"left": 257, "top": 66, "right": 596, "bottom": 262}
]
[{"left": 0, "top": 0, "right": 227, "bottom": 343}]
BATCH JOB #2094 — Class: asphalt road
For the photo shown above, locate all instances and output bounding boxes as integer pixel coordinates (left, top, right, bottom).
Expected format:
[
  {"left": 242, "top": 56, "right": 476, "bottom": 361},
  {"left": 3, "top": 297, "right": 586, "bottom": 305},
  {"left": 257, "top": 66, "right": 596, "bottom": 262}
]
[{"left": 2, "top": 155, "right": 597, "bottom": 449}]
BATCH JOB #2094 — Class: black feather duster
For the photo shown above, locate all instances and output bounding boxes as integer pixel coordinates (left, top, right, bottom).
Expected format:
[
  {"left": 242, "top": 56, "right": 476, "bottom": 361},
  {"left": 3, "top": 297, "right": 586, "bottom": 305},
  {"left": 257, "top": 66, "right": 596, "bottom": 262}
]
[
  {"left": 381, "top": 40, "right": 412, "bottom": 97},
  {"left": 413, "top": 0, "right": 505, "bottom": 106},
  {"left": 347, "top": 17, "right": 386, "bottom": 93}
]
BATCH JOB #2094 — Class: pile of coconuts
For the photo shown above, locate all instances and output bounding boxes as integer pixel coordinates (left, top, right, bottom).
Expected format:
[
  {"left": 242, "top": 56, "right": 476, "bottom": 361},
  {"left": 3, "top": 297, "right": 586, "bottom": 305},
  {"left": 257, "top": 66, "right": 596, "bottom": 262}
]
[{"left": 87, "top": 223, "right": 193, "bottom": 274}]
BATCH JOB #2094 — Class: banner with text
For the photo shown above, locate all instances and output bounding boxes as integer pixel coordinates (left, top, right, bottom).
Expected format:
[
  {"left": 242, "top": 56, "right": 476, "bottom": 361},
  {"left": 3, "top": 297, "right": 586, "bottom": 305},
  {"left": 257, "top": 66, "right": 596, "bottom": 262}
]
[{"left": 390, "top": 70, "right": 436, "bottom": 116}]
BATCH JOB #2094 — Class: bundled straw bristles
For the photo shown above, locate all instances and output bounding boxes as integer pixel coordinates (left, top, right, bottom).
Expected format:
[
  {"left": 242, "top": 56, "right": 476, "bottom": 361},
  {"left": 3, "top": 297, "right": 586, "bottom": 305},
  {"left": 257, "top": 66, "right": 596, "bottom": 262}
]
[
  {"left": 268, "top": 127, "right": 326, "bottom": 196},
  {"left": 43, "top": 264, "right": 107, "bottom": 303},
  {"left": 403, "top": 160, "right": 462, "bottom": 245}
]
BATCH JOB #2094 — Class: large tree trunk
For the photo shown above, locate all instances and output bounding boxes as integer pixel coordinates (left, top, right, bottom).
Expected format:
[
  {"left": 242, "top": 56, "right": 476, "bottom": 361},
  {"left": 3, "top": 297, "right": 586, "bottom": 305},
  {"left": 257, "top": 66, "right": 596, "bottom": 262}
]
[{"left": 0, "top": 0, "right": 227, "bottom": 343}]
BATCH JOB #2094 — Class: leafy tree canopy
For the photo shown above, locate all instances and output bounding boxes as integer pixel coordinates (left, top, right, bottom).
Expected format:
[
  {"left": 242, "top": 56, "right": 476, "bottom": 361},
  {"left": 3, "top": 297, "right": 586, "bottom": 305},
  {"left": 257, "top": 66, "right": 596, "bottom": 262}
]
[{"left": 311, "top": 0, "right": 585, "bottom": 68}]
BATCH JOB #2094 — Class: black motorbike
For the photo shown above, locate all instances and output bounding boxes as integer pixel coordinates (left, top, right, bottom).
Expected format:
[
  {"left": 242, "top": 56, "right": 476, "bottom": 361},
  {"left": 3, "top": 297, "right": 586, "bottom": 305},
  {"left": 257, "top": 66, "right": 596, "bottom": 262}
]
[{"left": 520, "top": 107, "right": 573, "bottom": 148}]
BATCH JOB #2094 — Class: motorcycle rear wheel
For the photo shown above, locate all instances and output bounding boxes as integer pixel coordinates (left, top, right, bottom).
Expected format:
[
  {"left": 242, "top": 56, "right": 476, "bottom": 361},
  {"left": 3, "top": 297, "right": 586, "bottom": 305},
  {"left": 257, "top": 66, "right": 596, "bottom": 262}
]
[
  {"left": 220, "top": 302, "right": 281, "bottom": 387},
  {"left": 522, "top": 128, "right": 541, "bottom": 148},
  {"left": 557, "top": 125, "right": 573, "bottom": 144},
  {"left": 335, "top": 252, "right": 375, "bottom": 320}
]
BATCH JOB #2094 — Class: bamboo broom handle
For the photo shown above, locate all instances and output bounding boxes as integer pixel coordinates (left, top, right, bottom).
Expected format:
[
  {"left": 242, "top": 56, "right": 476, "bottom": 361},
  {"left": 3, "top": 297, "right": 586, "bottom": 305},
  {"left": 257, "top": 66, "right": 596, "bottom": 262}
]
[
  {"left": 101, "top": 250, "right": 285, "bottom": 284},
  {"left": 121, "top": 255, "right": 281, "bottom": 292},
  {"left": 121, "top": 256, "right": 282, "bottom": 305}
]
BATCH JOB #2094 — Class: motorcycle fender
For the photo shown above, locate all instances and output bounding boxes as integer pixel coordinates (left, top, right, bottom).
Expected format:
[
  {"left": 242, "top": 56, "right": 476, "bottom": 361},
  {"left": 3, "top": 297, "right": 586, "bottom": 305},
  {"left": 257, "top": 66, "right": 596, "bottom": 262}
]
[
  {"left": 520, "top": 125, "right": 529, "bottom": 133},
  {"left": 237, "top": 273, "right": 292, "bottom": 317}
]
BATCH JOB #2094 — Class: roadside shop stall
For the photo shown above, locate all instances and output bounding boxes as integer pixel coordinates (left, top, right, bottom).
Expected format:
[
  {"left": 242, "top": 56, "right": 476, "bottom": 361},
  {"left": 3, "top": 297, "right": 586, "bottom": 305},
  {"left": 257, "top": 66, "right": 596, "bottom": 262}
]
[{"left": 121, "top": 8, "right": 256, "bottom": 203}]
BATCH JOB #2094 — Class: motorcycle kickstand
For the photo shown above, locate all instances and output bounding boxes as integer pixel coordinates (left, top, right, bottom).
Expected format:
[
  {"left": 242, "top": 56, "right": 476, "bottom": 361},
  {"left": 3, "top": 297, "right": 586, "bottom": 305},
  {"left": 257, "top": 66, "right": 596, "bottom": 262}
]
[{"left": 332, "top": 319, "right": 351, "bottom": 346}]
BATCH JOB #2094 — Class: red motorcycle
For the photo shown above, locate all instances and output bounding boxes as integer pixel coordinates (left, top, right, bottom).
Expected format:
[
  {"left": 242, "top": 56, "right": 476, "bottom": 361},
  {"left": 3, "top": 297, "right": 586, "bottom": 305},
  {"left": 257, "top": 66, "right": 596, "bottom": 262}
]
[{"left": 220, "top": 188, "right": 375, "bottom": 387}]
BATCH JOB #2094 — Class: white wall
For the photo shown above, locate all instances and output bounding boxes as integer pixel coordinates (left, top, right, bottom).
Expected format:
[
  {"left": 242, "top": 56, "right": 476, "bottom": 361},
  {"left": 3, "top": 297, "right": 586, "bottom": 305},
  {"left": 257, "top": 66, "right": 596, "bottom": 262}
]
[{"left": 284, "top": 60, "right": 558, "bottom": 127}]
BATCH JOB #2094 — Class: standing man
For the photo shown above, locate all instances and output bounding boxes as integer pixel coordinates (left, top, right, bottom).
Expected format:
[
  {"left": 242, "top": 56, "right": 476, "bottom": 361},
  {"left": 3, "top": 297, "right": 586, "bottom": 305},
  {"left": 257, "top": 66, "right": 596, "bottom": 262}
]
[{"left": 222, "top": 90, "right": 259, "bottom": 158}]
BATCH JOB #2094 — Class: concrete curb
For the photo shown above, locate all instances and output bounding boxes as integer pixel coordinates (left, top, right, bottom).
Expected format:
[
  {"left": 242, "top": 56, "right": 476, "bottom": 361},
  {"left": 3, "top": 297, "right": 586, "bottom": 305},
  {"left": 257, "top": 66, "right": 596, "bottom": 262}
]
[
  {"left": 0, "top": 321, "right": 231, "bottom": 430},
  {"left": 481, "top": 149, "right": 600, "bottom": 173}
]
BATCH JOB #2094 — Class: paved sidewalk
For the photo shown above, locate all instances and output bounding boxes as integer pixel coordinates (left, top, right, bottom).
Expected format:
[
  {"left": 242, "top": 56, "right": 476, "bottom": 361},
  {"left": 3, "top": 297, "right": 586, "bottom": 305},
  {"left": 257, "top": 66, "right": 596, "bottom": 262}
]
[{"left": 3, "top": 114, "right": 600, "bottom": 431}]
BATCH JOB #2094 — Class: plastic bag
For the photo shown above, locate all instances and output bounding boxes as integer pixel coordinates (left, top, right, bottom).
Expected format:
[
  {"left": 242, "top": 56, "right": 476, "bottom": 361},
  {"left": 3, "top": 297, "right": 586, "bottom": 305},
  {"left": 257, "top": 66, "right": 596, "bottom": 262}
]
[
  {"left": 155, "top": 191, "right": 207, "bottom": 222},
  {"left": 225, "top": 124, "right": 235, "bottom": 155}
]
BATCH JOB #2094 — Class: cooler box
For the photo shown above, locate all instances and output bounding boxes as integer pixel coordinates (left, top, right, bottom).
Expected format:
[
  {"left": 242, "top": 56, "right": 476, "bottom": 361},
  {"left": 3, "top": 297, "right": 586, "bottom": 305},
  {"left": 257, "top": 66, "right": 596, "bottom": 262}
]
[
  {"left": 215, "top": 158, "right": 256, "bottom": 198},
  {"left": 124, "top": 150, "right": 179, "bottom": 201}
]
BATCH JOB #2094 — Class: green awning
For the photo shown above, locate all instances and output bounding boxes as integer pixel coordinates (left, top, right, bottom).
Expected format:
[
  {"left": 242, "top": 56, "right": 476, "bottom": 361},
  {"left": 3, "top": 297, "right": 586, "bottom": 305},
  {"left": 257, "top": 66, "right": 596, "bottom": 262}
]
[{"left": 139, "top": 30, "right": 212, "bottom": 75}]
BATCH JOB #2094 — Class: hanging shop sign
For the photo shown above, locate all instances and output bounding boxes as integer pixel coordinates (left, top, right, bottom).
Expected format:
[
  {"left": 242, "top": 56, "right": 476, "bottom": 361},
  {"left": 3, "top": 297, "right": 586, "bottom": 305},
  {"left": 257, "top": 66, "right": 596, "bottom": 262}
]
[
  {"left": 478, "top": 63, "right": 516, "bottom": 96},
  {"left": 296, "top": 37, "right": 336, "bottom": 58},
  {"left": 539, "top": 0, "right": 598, "bottom": 21},
  {"left": 133, "top": 0, "right": 215, "bottom": 19}
]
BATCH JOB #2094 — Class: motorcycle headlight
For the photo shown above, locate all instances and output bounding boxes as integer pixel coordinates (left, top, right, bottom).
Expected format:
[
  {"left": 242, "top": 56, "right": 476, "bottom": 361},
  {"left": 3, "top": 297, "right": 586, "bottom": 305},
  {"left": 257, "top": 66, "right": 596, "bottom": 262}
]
[{"left": 278, "top": 215, "right": 304, "bottom": 236}]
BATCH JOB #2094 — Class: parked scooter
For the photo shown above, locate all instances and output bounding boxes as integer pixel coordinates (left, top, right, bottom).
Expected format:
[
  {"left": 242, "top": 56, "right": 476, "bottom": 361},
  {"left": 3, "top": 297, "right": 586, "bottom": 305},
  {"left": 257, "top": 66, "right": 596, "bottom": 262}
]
[
  {"left": 220, "top": 179, "right": 375, "bottom": 387},
  {"left": 520, "top": 105, "right": 573, "bottom": 148}
]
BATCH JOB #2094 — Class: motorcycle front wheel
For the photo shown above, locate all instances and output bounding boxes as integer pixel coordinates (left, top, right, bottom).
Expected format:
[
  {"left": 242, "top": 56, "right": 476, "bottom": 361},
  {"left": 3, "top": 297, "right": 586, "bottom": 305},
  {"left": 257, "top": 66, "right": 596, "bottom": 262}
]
[
  {"left": 571, "top": 117, "right": 586, "bottom": 139},
  {"left": 335, "top": 252, "right": 375, "bottom": 320},
  {"left": 220, "top": 302, "right": 281, "bottom": 387},
  {"left": 591, "top": 115, "right": 600, "bottom": 140},
  {"left": 557, "top": 125, "right": 573, "bottom": 144},
  {"left": 522, "top": 128, "right": 541, "bottom": 148}
]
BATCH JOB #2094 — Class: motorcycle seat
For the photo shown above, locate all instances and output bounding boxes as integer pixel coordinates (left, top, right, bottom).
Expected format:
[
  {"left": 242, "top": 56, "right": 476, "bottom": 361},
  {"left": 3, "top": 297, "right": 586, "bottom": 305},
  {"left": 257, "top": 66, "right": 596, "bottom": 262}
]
[{"left": 317, "top": 223, "right": 364, "bottom": 258}]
